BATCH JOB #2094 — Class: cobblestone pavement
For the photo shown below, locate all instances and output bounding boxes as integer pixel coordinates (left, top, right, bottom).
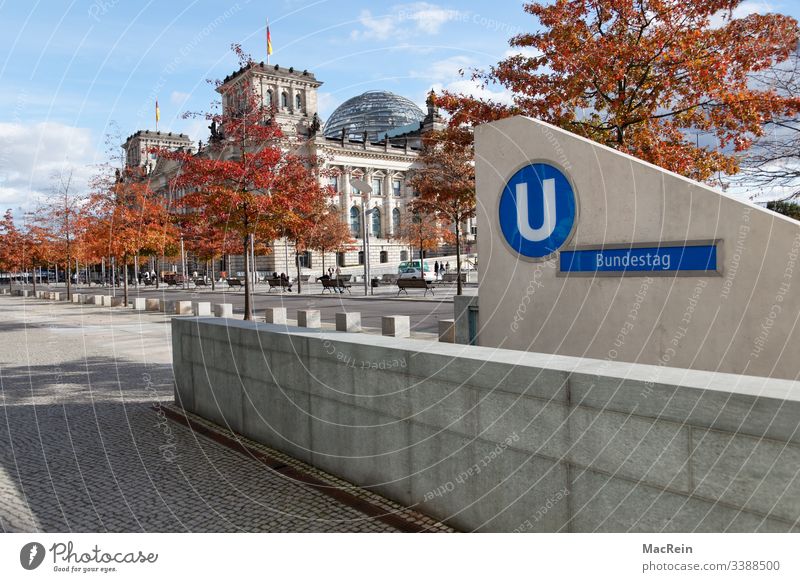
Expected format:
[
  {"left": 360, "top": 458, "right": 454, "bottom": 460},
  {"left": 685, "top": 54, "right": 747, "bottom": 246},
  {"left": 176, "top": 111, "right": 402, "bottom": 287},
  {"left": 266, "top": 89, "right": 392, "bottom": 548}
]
[{"left": 0, "top": 296, "right": 431, "bottom": 532}]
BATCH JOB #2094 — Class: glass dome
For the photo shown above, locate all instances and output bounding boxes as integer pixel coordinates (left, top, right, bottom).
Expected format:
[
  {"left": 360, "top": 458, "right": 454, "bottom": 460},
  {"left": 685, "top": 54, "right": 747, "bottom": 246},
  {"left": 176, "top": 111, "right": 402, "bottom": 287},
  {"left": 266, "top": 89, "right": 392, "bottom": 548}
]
[{"left": 323, "top": 90, "right": 425, "bottom": 142}]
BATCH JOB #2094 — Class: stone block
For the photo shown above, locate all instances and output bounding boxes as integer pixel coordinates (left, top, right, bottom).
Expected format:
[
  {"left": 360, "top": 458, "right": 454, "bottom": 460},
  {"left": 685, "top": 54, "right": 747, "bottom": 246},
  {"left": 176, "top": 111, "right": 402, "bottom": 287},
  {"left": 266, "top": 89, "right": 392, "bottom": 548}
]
[
  {"left": 110, "top": 296, "right": 124, "bottom": 307},
  {"left": 93, "top": 295, "right": 104, "bottom": 305},
  {"left": 213, "top": 303, "right": 233, "bottom": 318},
  {"left": 438, "top": 318, "right": 455, "bottom": 343},
  {"left": 265, "top": 307, "right": 287, "bottom": 324},
  {"left": 175, "top": 300, "right": 193, "bottom": 315},
  {"left": 145, "top": 298, "right": 160, "bottom": 311},
  {"left": 335, "top": 312, "right": 361, "bottom": 332},
  {"left": 297, "top": 309, "right": 320, "bottom": 328},
  {"left": 160, "top": 299, "right": 175, "bottom": 313},
  {"left": 382, "top": 315, "right": 410, "bottom": 338},
  {"left": 193, "top": 301, "right": 211, "bottom": 316},
  {"left": 101, "top": 295, "right": 113, "bottom": 307},
  {"left": 133, "top": 298, "right": 146, "bottom": 310},
  {"left": 72, "top": 294, "right": 82, "bottom": 304},
  {"left": 22, "top": 290, "right": 30, "bottom": 298}
]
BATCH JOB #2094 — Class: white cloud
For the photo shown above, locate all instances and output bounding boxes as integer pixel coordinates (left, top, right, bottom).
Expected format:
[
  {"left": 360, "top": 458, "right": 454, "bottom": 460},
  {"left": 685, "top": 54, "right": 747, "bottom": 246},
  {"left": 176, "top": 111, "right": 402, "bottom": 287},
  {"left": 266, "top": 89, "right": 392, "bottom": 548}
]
[
  {"left": 0, "top": 122, "right": 98, "bottom": 214},
  {"left": 350, "top": 3, "right": 461, "bottom": 41},
  {"left": 503, "top": 46, "right": 543, "bottom": 60},
  {"left": 170, "top": 91, "right": 191, "bottom": 106},
  {"left": 710, "top": 1, "right": 773, "bottom": 27},
  {"left": 410, "top": 55, "right": 474, "bottom": 82},
  {"left": 430, "top": 78, "right": 514, "bottom": 106},
  {"left": 316, "top": 92, "right": 341, "bottom": 120}
]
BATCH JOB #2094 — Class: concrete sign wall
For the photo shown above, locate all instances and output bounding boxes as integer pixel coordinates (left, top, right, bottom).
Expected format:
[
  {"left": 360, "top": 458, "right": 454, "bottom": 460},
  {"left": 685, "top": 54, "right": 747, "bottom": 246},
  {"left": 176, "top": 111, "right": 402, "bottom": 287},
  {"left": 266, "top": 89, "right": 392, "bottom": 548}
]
[{"left": 475, "top": 116, "right": 800, "bottom": 380}]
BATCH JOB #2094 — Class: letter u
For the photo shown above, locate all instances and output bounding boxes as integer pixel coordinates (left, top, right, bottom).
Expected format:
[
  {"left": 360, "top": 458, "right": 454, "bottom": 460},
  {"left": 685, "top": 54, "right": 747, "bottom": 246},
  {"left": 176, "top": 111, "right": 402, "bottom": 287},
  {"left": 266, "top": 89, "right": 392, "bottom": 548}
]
[{"left": 516, "top": 178, "right": 556, "bottom": 242}]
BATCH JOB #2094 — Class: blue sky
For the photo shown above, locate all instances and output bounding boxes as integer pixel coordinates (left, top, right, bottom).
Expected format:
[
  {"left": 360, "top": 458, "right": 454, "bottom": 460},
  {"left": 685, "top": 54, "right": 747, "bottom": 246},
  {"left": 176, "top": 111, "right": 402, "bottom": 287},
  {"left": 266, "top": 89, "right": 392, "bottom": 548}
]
[{"left": 0, "top": 0, "right": 797, "bottom": 211}]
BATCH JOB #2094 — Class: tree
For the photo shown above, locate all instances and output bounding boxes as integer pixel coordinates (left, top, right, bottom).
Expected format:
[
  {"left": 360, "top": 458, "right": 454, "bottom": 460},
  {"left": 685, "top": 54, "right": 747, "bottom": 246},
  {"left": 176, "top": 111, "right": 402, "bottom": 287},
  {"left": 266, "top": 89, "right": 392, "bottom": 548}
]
[
  {"left": 394, "top": 209, "right": 455, "bottom": 270},
  {"left": 161, "top": 44, "right": 327, "bottom": 316},
  {"left": 88, "top": 173, "right": 178, "bottom": 305},
  {"left": 304, "top": 208, "right": 354, "bottom": 274},
  {"left": 34, "top": 169, "right": 87, "bottom": 299},
  {"left": 0, "top": 210, "right": 22, "bottom": 289},
  {"left": 436, "top": 0, "right": 800, "bottom": 182},
  {"left": 767, "top": 199, "right": 800, "bottom": 220},
  {"left": 409, "top": 124, "right": 475, "bottom": 294},
  {"left": 19, "top": 224, "right": 56, "bottom": 294},
  {"left": 737, "top": 51, "right": 800, "bottom": 195},
  {"left": 269, "top": 162, "right": 337, "bottom": 294}
]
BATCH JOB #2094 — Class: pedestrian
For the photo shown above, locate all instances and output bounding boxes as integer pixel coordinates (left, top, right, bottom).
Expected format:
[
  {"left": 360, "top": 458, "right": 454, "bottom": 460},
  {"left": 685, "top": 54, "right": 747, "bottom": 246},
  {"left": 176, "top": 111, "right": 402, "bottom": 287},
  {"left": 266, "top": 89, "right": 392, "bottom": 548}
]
[
  {"left": 434, "top": 261, "right": 439, "bottom": 276},
  {"left": 445, "top": 261, "right": 450, "bottom": 273}
]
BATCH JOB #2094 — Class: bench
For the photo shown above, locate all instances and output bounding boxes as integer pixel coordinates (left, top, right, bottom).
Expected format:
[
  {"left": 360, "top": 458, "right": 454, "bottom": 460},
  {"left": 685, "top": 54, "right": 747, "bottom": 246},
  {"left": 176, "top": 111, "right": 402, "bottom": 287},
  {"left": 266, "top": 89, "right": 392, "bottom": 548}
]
[
  {"left": 440, "top": 272, "right": 466, "bottom": 284},
  {"left": 321, "top": 279, "right": 351, "bottom": 294},
  {"left": 266, "top": 277, "right": 292, "bottom": 292},
  {"left": 226, "top": 278, "right": 243, "bottom": 289},
  {"left": 397, "top": 278, "right": 435, "bottom": 297}
]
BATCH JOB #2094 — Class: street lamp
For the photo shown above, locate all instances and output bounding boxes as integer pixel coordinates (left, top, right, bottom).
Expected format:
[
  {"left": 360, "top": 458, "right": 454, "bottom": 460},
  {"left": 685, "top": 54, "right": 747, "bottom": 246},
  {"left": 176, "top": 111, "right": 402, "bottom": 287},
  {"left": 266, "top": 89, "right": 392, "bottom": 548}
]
[{"left": 350, "top": 178, "right": 374, "bottom": 295}]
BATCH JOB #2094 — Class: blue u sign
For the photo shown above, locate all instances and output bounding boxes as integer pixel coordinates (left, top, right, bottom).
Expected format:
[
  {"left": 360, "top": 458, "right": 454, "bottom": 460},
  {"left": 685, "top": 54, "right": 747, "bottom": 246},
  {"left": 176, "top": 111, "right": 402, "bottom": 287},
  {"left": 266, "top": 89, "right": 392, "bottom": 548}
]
[{"left": 499, "top": 163, "right": 577, "bottom": 259}]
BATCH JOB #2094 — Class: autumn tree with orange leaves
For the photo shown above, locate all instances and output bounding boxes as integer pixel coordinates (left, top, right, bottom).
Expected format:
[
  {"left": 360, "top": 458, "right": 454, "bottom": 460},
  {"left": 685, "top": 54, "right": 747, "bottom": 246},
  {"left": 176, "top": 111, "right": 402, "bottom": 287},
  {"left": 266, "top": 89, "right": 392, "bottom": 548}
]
[
  {"left": 409, "top": 124, "right": 475, "bottom": 295},
  {"left": 161, "top": 45, "right": 329, "bottom": 316},
  {"left": 304, "top": 207, "right": 354, "bottom": 275},
  {"left": 436, "top": 0, "right": 800, "bottom": 182},
  {"left": 87, "top": 174, "right": 178, "bottom": 305},
  {"left": 394, "top": 209, "right": 455, "bottom": 273}
]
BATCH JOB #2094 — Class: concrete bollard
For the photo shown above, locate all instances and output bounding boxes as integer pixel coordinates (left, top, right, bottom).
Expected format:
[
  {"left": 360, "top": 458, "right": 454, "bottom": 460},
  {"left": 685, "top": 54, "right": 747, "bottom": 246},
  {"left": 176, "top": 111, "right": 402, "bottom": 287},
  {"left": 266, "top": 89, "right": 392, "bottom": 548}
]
[
  {"left": 101, "top": 295, "right": 113, "bottom": 307},
  {"left": 382, "top": 315, "right": 410, "bottom": 338},
  {"left": 297, "top": 310, "right": 321, "bottom": 329},
  {"left": 335, "top": 312, "right": 362, "bottom": 333},
  {"left": 145, "top": 298, "right": 160, "bottom": 311},
  {"left": 72, "top": 294, "right": 82, "bottom": 304},
  {"left": 93, "top": 295, "right": 104, "bottom": 305},
  {"left": 193, "top": 302, "right": 212, "bottom": 316},
  {"left": 175, "top": 301, "right": 193, "bottom": 315},
  {"left": 22, "top": 290, "right": 31, "bottom": 298},
  {"left": 265, "top": 307, "right": 287, "bottom": 324},
  {"left": 110, "top": 297, "right": 125, "bottom": 307},
  {"left": 160, "top": 299, "right": 175, "bottom": 313},
  {"left": 438, "top": 319, "right": 455, "bottom": 343},
  {"left": 213, "top": 303, "right": 233, "bottom": 318},
  {"left": 133, "top": 298, "right": 146, "bottom": 311},
  {"left": 52, "top": 292, "right": 61, "bottom": 302}
]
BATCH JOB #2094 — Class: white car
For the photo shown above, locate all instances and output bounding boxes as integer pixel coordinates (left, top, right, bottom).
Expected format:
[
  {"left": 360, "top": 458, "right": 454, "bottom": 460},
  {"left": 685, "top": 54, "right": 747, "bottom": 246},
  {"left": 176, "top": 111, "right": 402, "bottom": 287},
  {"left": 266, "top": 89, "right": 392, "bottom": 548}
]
[{"left": 398, "top": 267, "right": 436, "bottom": 281}]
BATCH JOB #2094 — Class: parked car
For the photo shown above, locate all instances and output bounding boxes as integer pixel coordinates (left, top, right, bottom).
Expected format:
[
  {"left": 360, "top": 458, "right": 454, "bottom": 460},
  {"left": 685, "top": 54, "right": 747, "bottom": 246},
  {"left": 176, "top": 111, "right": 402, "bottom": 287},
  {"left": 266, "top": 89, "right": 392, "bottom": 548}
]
[{"left": 398, "top": 267, "right": 436, "bottom": 281}]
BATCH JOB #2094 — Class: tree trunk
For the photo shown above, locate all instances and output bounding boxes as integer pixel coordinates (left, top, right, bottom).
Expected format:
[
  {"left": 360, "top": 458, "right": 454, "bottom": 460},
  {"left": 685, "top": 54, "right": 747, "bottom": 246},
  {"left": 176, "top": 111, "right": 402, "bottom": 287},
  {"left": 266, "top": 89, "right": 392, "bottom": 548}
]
[
  {"left": 66, "top": 257, "right": 71, "bottom": 300},
  {"left": 210, "top": 259, "right": 216, "bottom": 291},
  {"left": 295, "top": 248, "right": 302, "bottom": 294},
  {"left": 243, "top": 235, "right": 253, "bottom": 320},
  {"left": 31, "top": 264, "right": 36, "bottom": 294},
  {"left": 123, "top": 262, "right": 129, "bottom": 305},
  {"left": 455, "top": 220, "right": 463, "bottom": 296}
]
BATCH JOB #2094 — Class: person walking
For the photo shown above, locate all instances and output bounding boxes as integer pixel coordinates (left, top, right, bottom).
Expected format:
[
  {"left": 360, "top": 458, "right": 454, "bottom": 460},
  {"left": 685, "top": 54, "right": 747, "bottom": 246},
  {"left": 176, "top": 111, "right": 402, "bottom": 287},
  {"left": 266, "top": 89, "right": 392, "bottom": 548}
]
[
  {"left": 445, "top": 261, "right": 450, "bottom": 273},
  {"left": 434, "top": 261, "right": 440, "bottom": 276}
]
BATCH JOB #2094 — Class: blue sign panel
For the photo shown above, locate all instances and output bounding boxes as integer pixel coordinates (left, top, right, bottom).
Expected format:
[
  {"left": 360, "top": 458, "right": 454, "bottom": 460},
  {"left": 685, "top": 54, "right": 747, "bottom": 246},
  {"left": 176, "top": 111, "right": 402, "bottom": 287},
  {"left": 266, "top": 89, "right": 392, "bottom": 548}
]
[
  {"left": 560, "top": 244, "right": 718, "bottom": 274},
  {"left": 499, "top": 163, "right": 577, "bottom": 259}
]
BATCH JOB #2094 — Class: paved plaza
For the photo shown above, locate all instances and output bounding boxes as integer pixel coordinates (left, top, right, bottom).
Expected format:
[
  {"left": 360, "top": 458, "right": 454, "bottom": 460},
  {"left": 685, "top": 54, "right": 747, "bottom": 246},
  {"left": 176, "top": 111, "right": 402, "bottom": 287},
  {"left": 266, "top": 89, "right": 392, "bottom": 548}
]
[{"left": 0, "top": 295, "right": 447, "bottom": 532}]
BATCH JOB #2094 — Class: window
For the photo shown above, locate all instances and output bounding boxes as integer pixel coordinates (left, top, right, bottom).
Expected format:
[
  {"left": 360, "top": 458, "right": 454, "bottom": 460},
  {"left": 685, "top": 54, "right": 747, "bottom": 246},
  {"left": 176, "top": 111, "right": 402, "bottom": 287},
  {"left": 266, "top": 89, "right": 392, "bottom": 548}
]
[
  {"left": 471, "top": 225, "right": 477, "bottom": 236},
  {"left": 380, "top": 251, "right": 388, "bottom": 263},
  {"left": 392, "top": 180, "right": 402, "bottom": 196},
  {"left": 350, "top": 206, "right": 361, "bottom": 238},
  {"left": 358, "top": 251, "right": 364, "bottom": 265},
  {"left": 266, "top": 89, "right": 273, "bottom": 106},
  {"left": 372, "top": 178, "right": 382, "bottom": 196},
  {"left": 295, "top": 94, "right": 302, "bottom": 110},
  {"left": 337, "top": 252, "right": 346, "bottom": 267},
  {"left": 299, "top": 251, "right": 312, "bottom": 268},
  {"left": 371, "top": 208, "right": 381, "bottom": 238},
  {"left": 281, "top": 92, "right": 289, "bottom": 108},
  {"left": 328, "top": 175, "right": 338, "bottom": 192},
  {"left": 400, "top": 250, "right": 408, "bottom": 262},
  {"left": 392, "top": 208, "right": 401, "bottom": 234}
]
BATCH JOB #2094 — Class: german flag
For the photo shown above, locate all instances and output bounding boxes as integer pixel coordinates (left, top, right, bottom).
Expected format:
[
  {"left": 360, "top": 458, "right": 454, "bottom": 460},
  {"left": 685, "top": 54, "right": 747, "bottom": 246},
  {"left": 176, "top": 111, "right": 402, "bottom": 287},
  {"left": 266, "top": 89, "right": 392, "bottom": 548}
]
[{"left": 267, "top": 23, "right": 273, "bottom": 56}]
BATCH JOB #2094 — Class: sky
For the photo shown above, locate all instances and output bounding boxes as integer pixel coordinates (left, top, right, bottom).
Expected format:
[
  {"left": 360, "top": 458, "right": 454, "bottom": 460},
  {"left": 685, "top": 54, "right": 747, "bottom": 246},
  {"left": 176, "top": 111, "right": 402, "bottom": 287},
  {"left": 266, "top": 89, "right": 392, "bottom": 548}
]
[{"left": 0, "top": 0, "right": 797, "bottom": 213}]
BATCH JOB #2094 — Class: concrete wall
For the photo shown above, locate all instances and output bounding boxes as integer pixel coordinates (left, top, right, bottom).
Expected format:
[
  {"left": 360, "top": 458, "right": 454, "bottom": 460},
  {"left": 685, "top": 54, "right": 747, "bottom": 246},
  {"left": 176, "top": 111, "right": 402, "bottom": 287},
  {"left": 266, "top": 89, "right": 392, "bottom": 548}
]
[
  {"left": 474, "top": 116, "right": 800, "bottom": 380},
  {"left": 173, "top": 317, "right": 800, "bottom": 532}
]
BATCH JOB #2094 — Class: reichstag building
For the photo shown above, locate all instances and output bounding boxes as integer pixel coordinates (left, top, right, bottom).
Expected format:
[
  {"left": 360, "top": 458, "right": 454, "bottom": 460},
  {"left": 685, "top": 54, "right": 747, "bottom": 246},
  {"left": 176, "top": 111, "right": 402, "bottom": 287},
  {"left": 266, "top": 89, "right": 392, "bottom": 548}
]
[{"left": 123, "top": 61, "right": 473, "bottom": 275}]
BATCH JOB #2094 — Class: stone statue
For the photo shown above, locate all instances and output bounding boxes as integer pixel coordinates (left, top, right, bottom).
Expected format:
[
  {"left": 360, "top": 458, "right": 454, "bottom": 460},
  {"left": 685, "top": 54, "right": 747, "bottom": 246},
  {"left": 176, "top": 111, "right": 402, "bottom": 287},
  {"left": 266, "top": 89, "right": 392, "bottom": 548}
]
[
  {"left": 309, "top": 113, "right": 321, "bottom": 136},
  {"left": 209, "top": 119, "right": 223, "bottom": 141}
]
